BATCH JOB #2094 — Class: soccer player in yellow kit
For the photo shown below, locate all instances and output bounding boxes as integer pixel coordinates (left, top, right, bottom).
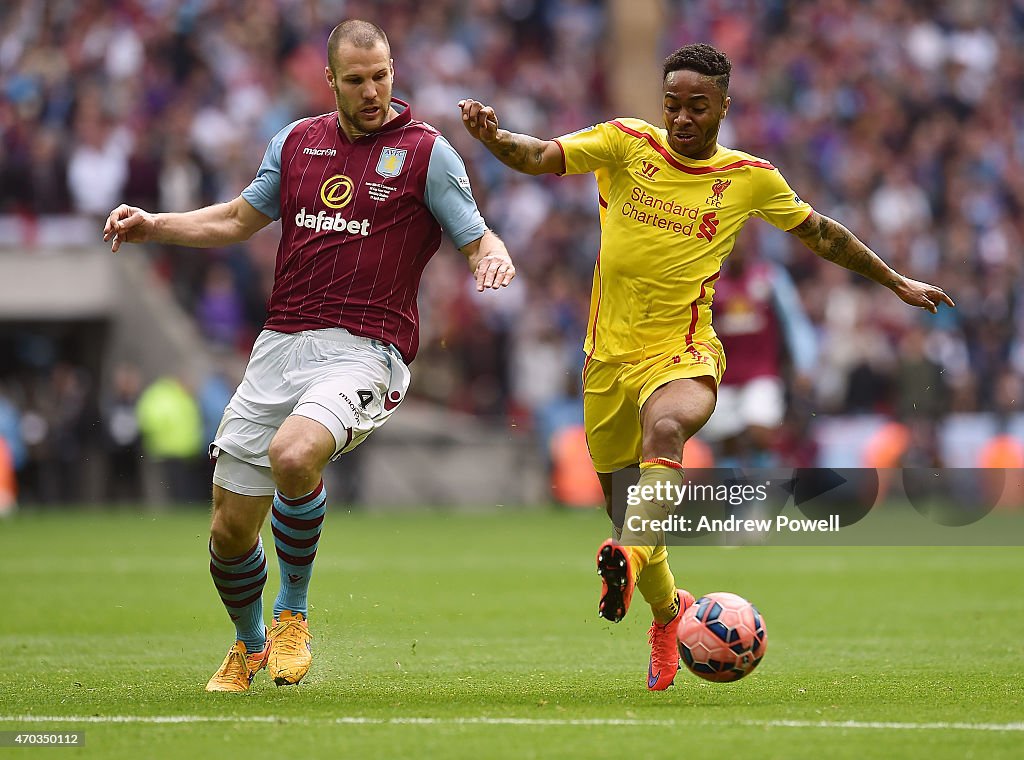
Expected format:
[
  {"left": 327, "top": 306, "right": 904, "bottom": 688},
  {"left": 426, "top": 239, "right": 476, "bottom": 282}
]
[{"left": 460, "top": 43, "right": 953, "bottom": 690}]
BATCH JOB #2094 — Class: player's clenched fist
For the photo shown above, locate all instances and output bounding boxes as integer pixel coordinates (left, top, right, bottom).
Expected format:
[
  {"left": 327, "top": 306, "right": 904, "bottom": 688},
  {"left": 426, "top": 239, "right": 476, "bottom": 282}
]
[
  {"left": 102, "top": 204, "right": 156, "bottom": 252},
  {"left": 458, "top": 99, "right": 500, "bottom": 143}
]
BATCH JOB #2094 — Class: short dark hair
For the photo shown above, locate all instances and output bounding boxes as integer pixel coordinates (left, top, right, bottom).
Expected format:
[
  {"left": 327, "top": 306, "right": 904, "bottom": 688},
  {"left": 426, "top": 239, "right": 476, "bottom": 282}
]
[
  {"left": 663, "top": 43, "right": 731, "bottom": 95},
  {"left": 327, "top": 20, "right": 390, "bottom": 72}
]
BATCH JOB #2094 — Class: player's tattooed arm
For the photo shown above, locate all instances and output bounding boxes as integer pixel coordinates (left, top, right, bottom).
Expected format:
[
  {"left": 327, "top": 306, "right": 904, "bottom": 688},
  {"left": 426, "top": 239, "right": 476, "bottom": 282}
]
[
  {"left": 458, "top": 99, "right": 565, "bottom": 175},
  {"left": 789, "top": 211, "right": 954, "bottom": 313},
  {"left": 789, "top": 211, "right": 897, "bottom": 285},
  {"left": 489, "top": 132, "right": 556, "bottom": 174}
]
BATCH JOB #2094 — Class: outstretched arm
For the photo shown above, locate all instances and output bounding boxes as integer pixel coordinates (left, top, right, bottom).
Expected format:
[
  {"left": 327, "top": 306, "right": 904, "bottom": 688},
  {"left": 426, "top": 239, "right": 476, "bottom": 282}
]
[
  {"left": 460, "top": 229, "right": 516, "bottom": 292},
  {"left": 103, "top": 196, "right": 273, "bottom": 252},
  {"left": 788, "top": 211, "right": 954, "bottom": 313},
  {"left": 458, "top": 99, "right": 565, "bottom": 175}
]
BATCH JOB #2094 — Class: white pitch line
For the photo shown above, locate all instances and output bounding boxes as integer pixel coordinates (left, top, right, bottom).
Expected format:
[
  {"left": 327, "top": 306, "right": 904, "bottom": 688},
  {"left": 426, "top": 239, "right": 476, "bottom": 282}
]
[
  {"left": 738, "top": 719, "right": 1024, "bottom": 733},
  {"left": 1, "top": 715, "right": 1022, "bottom": 732}
]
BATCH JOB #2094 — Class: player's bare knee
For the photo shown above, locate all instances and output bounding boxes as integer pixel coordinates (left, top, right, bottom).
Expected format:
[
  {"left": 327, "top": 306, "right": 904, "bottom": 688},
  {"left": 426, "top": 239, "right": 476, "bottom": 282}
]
[
  {"left": 209, "top": 509, "right": 258, "bottom": 556},
  {"left": 643, "top": 416, "right": 689, "bottom": 454},
  {"left": 268, "top": 442, "right": 322, "bottom": 493}
]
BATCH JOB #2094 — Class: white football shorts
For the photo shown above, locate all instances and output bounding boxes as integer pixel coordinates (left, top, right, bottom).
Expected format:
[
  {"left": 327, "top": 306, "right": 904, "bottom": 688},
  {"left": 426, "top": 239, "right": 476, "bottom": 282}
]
[
  {"left": 211, "top": 328, "right": 410, "bottom": 496},
  {"left": 701, "top": 375, "right": 785, "bottom": 441}
]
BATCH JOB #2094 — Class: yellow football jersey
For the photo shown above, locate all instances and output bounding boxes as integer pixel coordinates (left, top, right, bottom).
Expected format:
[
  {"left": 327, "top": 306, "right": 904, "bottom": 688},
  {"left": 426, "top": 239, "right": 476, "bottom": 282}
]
[{"left": 555, "top": 118, "right": 812, "bottom": 363}]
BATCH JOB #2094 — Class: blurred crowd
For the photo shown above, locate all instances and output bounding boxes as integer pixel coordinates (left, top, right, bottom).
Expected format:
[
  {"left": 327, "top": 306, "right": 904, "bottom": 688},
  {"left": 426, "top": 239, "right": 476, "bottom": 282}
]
[
  {"left": 0, "top": 354, "right": 225, "bottom": 507},
  {"left": 1, "top": 0, "right": 1023, "bottom": 503},
  {"left": 679, "top": 0, "right": 1024, "bottom": 418},
  {"left": 669, "top": 0, "right": 1024, "bottom": 468}
]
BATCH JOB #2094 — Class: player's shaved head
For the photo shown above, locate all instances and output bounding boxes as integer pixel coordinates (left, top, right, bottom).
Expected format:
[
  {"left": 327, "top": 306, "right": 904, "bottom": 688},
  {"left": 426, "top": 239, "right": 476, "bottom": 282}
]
[
  {"left": 327, "top": 20, "right": 390, "bottom": 72},
  {"left": 663, "top": 43, "right": 731, "bottom": 97}
]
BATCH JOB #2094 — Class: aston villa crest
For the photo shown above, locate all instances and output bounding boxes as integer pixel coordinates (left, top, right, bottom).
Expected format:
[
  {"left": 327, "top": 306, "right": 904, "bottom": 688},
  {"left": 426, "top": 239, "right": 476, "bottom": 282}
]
[{"left": 376, "top": 147, "right": 407, "bottom": 179}]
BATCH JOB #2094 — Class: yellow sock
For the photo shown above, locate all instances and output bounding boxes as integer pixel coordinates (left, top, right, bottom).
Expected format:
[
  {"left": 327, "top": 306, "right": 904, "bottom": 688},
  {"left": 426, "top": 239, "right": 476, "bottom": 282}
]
[
  {"left": 621, "top": 459, "right": 684, "bottom": 582},
  {"left": 637, "top": 544, "right": 679, "bottom": 624}
]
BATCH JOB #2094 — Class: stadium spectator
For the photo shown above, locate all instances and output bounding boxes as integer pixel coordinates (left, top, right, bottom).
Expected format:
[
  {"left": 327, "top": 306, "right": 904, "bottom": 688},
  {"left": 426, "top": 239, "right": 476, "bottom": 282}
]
[
  {"left": 0, "top": 384, "right": 20, "bottom": 518},
  {"left": 894, "top": 325, "right": 948, "bottom": 422},
  {"left": 67, "top": 107, "right": 132, "bottom": 218},
  {"left": 103, "top": 19, "right": 515, "bottom": 694},
  {"left": 0, "top": 387, "right": 25, "bottom": 475},
  {"left": 100, "top": 362, "right": 145, "bottom": 504},
  {"left": 460, "top": 39, "right": 951, "bottom": 695},
  {"left": 135, "top": 373, "right": 204, "bottom": 505},
  {"left": 0, "top": 436, "right": 14, "bottom": 517},
  {"left": 46, "top": 362, "right": 96, "bottom": 504},
  {"left": 195, "top": 261, "right": 248, "bottom": 350},
  {"left": 196, "top": 353, "right": 242, "bottom": 453}
]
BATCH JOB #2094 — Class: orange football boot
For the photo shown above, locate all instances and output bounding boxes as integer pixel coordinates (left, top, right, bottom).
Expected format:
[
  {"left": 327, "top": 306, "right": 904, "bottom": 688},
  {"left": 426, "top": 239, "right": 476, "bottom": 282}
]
[{"left": 646, "top": 589, "right": 696, "bottom": 691}]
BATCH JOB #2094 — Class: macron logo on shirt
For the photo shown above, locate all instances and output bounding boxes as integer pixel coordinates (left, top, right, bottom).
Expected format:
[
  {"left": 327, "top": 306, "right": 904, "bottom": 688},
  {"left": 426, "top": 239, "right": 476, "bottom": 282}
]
[
  {"left": 303, "top": 147, "right": 337, "bottom": 156},
  {"left": 294, "top": 208, "right": 370, "bottom": 236}
]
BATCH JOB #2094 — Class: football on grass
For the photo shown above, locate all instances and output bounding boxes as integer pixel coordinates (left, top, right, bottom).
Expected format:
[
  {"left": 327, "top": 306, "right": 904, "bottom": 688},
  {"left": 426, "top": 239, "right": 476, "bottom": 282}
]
[{"left": 677, "top": 592, "right": 767, "bottom": 682}]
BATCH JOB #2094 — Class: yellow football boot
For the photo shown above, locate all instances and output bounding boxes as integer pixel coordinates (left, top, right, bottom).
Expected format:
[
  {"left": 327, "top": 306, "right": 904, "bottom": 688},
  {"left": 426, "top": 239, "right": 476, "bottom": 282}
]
[
  {"left": 268, "top": 611, "right": 312, "bottom": 686},
  {"left": 205, "top": 639, "right": 269, "bottom": 692}
]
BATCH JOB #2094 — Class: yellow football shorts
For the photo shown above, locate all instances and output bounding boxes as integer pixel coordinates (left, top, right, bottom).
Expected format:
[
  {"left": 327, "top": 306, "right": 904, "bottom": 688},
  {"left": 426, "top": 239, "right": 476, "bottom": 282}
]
[{"left": 582, "top": 336, "right": 725, "bottom": 473}]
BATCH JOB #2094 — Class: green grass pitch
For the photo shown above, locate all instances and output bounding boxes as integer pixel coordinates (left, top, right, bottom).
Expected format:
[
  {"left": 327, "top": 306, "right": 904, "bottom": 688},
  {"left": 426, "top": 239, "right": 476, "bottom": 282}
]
[{"left": 1, "top": 508, "right": 1022, "bottom": 758}]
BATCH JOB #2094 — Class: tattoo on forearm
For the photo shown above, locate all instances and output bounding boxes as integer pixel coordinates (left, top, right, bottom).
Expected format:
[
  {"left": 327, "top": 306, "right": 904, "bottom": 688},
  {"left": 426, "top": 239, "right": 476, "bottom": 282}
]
[
  {"left": 493, "top": 132, "right": 546, "bottom": 171},
  {"left": 795, "top": 214, "right": 894, "bottom": 284}
]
